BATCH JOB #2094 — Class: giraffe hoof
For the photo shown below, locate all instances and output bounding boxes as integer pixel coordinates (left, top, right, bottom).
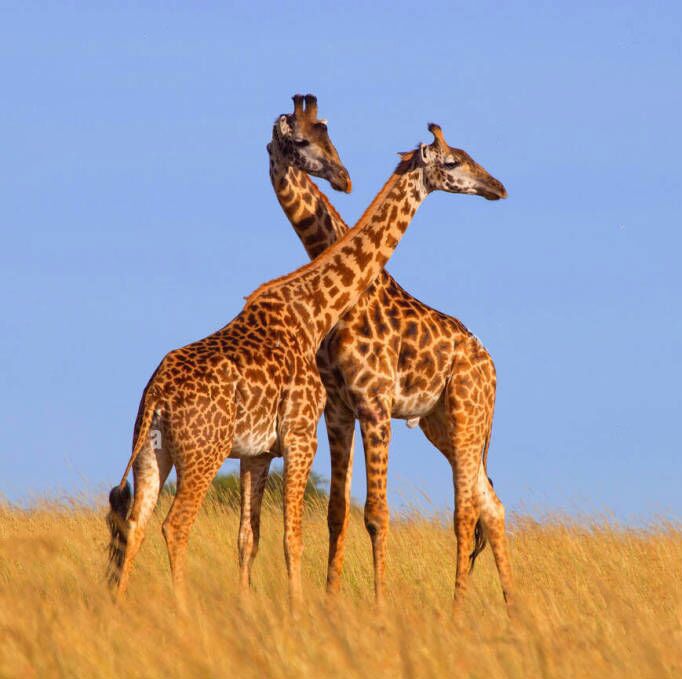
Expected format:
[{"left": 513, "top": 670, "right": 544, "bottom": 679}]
[{"left": 406, "top": 417, "right": 420, "bottom": 429}]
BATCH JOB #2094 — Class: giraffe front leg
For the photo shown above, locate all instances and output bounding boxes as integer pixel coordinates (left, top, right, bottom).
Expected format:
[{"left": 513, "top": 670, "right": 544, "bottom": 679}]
[
  {"left": 358, "top": 405, "right": 391, "bottom": 606},
  {"left": 324, "top": 400, "right": 355, "bottom": 595},
  {"left": 238, "top": 454, "right": 272, "bottom": 591},
  {"left": 281, "top": 423, "right": 318, "bottom": 609}
]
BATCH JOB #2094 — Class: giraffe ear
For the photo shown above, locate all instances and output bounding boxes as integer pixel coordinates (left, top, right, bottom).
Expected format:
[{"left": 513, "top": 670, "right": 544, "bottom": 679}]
[
  {"left": 419, "top": 143, "right": 432, "bottom": 164},
  {"left": 277, "top": 115, "right": 291, "bottom": 136}
]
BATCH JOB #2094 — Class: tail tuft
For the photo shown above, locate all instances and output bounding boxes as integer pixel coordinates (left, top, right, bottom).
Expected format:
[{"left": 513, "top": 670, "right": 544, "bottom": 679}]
[
  {"left": 469, "top": 519, "right": 488, "bottom": 573},
  {"left": 469, "top": 474, "right": 494, "bottom": 573},
  {"left": 106, "top": 482, "right": 132, "bottom": 588}
]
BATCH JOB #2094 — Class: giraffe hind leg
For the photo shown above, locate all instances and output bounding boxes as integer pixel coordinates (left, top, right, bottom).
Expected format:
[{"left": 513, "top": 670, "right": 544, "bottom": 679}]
[
  {"left": 162, "top": 446, "right": 230, "bottom": 612},
  {"left": 161, "top": 396, "right": 236, "bottom": 611},
  {"left": 419, "top": 406, "right": 486, "bottom": 570},
  {"left": 475, "top": 463, "right": 513, "bottom": 604},
  {"left": 421, "top": 395, "right": 511, "bottom": 608}
]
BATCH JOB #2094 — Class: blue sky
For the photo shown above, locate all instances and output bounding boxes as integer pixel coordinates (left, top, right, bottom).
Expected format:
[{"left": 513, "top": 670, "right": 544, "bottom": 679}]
[{"left": 1, "top": 2, "right": 680, "bottom": 520}]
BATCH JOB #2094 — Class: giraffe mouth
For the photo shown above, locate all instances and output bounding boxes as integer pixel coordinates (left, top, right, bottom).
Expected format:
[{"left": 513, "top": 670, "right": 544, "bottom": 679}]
[
  {"left": 330, "top": 168, "right": 352, "bottom": 193},
  {"left": 479, "top": 178, "right": 508, "bottom": 201},
  {"left": 480, "top": 189, "right": 506, "bottom": 201}
]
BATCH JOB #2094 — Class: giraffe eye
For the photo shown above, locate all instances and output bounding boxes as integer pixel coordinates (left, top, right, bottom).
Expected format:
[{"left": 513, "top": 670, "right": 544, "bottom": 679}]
[
  {"left": 443, "top": 161, "right": 460, "bottom": 169},
  {"left": 293, "top": 138, "right": 310, "bottom": 147}
]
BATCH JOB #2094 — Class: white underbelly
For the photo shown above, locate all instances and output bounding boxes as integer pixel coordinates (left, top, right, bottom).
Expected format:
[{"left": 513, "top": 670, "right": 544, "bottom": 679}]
[
  {"left": 231, "top": 422, "right": 278, "bottom": 457},
  {"left": 391, "top": 387, "right": 441, "bottom": 420}
]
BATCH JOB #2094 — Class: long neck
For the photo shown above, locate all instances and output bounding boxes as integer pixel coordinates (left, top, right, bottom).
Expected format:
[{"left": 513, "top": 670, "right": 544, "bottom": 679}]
[
  {"left": 269, "top": 143, "right": 348, "bottom": 259},
  {"left": 249, "top": 155, "right": 428, "bottom": 348}
]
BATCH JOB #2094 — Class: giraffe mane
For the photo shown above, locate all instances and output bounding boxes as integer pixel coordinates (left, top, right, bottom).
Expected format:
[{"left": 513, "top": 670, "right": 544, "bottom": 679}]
[{"left": 245, "top": 151, "right": 417, "bottom": 307}]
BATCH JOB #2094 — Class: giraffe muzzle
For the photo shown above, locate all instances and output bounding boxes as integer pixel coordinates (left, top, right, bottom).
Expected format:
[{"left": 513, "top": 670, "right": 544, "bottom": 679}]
[
  {"left": 330, "top": 167, "right": 352, "bottom": 193},
  {"left": 479, "top": 176, "right": 507, "bottom": 201}
]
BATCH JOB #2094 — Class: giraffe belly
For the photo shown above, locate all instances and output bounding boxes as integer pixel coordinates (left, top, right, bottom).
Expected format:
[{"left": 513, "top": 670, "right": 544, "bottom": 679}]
[
  {"left": 391, "top": 388, "right": 442, "bottom": 420},
  {"left": 391, "top": 380, "right": 443, "bottom": 426},
  {"left": 231, "top": 417, "right": 279, "bottom": 457},
  {"left": 334, "top": 370, "right": 444, "bottom": 422}
]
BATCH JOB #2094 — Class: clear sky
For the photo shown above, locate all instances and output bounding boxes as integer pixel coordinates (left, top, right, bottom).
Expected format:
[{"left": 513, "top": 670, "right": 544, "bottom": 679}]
[{"left": 1, "top": 2, "right": 681, "bottom": 520}]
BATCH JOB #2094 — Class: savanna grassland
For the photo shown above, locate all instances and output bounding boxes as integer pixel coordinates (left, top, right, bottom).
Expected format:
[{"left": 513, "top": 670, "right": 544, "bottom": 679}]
[{"left": 1, "top": 491, "right": 681, "bottom": 678}]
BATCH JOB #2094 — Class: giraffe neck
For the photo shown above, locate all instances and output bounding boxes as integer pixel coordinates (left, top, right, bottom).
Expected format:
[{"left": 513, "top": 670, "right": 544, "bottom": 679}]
[
  {"left": 250, "top": 154, "right": 428, "bottom": 349},
  {"left": 268, "top": 142, "right": 348, "bottom": 259}
]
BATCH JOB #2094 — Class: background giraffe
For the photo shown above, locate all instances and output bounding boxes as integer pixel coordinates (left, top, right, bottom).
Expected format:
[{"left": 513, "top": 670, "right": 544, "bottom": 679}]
[
  {"left": 107, "top": 115, "right": 505, "bottom": 609},
  {"left": 265, "top": 96, "right": 511, "bottom": 606}
]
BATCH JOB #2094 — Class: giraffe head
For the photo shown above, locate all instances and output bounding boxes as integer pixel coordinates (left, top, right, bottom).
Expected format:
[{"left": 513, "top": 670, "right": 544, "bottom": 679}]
[
  {"left": 415, "top": 123, "right": 507, "bottom": 200},
  {"left": 269, "top": 94, "right": 352, "bottom": 193}
]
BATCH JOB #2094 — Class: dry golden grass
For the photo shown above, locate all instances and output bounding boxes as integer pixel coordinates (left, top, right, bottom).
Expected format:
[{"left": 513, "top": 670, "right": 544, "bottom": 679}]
[{"left": 1, "top": 496, "right": 681, "bottom": 678}]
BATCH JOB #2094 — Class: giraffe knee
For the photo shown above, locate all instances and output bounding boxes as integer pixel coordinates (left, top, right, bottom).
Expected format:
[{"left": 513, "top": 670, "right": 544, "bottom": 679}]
[
  {"left": 365, "top": 519, "right": 379, "bottom": 539},
  {"left": 482, "top": 499, "right": 506, "bottom": 537},
  {"left": 162, "top": 518, "right": 179, "bottom": 551},
  {"left": 238, "top": 528, "right": 254, "bottom": 557},
  {"left": 284, "top": 534, "right": 303, "bottom": 565},
  {"left": 364, "top": 504, "right": 388, "bottom": 538}
]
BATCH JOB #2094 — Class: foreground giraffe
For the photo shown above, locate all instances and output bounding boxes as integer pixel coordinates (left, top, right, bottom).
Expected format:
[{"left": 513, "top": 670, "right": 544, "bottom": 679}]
[
  {"left": 261, "top": 96, "right": 512, "bottom": 606},
  {"left": 107, "top": 114, "right": 350, "bottom": 609}
]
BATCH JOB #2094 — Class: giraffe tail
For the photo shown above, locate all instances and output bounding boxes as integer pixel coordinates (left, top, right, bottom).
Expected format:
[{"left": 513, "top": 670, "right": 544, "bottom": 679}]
[
  {"left": 469, "top": 428, "right": 494, "bottom": 573},
  {"left": 106, "top": 386, "right": 158, "bottom": 587},
  {"left": 106, "top": 482, "right": 133, "bottom": 587}
]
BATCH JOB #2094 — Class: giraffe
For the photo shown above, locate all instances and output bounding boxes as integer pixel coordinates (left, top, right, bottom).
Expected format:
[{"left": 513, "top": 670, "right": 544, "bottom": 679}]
[
  {"left": 106, "top": 103, "right": 350, "bottom": 609},
  {"left": 261, "top": 95, "right": 512, "bottom": 608},
  {"left": 107, "top": 109, "right": 506, "bottom": 611}
]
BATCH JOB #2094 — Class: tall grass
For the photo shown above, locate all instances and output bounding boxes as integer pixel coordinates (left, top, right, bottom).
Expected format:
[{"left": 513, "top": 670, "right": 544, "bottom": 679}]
[{"left": 1, "top": 494, "right": 681, "bottom": 678}]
